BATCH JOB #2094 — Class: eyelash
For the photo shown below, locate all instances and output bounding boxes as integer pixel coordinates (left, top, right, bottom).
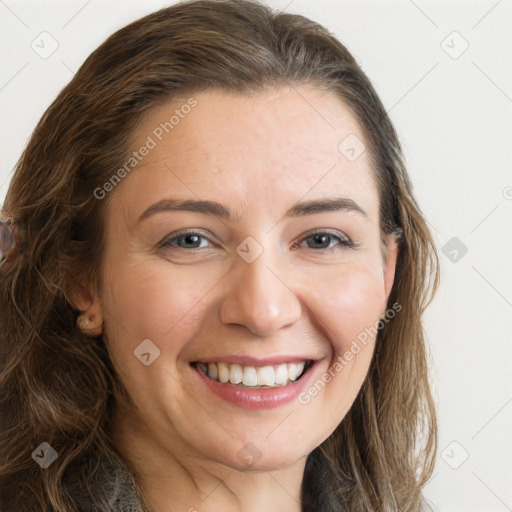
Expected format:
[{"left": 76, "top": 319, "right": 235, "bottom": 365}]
[{"left": 158, "top": 229, "right": 357, "bottom": 252}]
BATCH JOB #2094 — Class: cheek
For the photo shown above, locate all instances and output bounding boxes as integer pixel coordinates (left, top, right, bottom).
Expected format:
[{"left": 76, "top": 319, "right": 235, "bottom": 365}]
[
  {"left": 307, "top": 263, "right": 386, "bottom": 348},
  {"left": 295, "top": 266, "right": 387, "bottom": 430},
  {"left": 100, "top": 258, "right": 214, "bottom": 371}
]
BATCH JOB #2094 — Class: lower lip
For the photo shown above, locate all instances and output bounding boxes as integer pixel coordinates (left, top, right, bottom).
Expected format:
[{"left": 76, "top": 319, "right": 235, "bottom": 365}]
[{"left": 191, "top": 361, "right": 319, "bottom": 410}]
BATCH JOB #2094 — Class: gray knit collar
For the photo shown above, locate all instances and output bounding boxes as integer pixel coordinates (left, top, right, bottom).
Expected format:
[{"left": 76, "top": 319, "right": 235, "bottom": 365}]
[{"left": 63, "top": 450, "right": 148, "bottom": 512}]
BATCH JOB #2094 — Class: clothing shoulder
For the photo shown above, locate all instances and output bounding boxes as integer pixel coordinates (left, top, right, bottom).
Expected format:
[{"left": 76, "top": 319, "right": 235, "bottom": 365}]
[{"left": 63, "top": 449, "right": 148, "bottom": 512}]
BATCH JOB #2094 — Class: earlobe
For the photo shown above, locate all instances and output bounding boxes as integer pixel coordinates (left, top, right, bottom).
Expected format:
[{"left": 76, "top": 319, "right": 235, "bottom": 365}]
[
  {"left": 76, "top": 306, "right": 104, "bottom": 337},
  {"left": 71, "top": 282, "right": 104, "bottom": 337},
  {"left": 70, "top": 282, "right": 94, "bottom": 312}
]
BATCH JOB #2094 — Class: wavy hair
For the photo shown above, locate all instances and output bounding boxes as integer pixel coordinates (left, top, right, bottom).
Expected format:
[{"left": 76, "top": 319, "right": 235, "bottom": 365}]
[{"left": 0, "top": 1, "right": 440, "bottom": 510}]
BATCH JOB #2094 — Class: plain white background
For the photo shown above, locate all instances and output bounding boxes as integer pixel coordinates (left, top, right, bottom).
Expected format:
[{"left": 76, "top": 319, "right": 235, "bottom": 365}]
[{"left": 1, "top": 1, "right": 511, "bottom": 510}]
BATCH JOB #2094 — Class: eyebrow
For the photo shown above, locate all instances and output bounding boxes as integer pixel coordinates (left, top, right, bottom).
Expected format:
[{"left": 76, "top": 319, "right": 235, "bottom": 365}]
[{"left": 138, "top": 197, "right": 369, "bottom": 223}]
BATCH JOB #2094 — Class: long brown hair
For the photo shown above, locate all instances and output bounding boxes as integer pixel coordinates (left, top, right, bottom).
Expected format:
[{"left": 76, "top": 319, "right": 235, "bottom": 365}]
[{"left": 0, "top": 1, "right": 440, "bottom": 510}]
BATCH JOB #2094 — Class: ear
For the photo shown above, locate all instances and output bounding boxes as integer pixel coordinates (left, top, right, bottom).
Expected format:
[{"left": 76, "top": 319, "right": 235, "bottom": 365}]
[
  {"left": 70, "top": 281, "right": 104, "bottom": 337},
  {"left": 382, "top": 234, "right": 400, "bottom": 301}
]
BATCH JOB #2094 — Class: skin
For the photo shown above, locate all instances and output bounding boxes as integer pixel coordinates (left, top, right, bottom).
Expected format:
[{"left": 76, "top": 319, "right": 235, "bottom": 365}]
[{"left": 76, "top": 85, "right": 398, "bottom": 512}]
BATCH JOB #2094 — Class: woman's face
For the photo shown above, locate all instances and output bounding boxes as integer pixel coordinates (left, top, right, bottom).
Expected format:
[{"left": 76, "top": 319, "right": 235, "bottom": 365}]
[{"left": 94, "top": 85, "right": 398, "bottom": 471}]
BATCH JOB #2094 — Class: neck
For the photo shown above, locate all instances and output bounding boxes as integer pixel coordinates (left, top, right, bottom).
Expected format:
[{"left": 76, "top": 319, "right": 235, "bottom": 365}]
[{"left": 111, "top": 407, "right": 305, "bottom": 512}]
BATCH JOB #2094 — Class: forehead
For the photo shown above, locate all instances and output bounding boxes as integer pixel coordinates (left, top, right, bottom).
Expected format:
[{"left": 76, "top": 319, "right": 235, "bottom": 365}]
[{"left": 114, "top": 85, "right": 378, "bottom": 223}]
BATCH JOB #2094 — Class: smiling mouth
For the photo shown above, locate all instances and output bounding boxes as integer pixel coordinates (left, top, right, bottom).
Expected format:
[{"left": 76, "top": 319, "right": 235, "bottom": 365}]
[{"left": 191, "top": 360, "right": 314, "bottom": 388}]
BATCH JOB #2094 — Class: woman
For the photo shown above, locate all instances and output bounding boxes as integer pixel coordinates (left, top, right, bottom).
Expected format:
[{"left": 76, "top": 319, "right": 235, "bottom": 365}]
[{"left": 0, "top": 0, "right": 440, "bottom": 510}]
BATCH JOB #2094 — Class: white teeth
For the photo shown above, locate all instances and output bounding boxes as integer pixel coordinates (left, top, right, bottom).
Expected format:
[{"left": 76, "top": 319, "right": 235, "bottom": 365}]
[
  {"left": 287, "top": 363, "right": 298, "bottom": 381},
  {"left": 257, "top": 366, "right": 275, "bottom": 386},
  {"left": 287, "top": 362, "right": 305, "bottom": 381},
  {"left": 274, "top": 364, "right": 288, "bottom": 385},
  {"left": 196, "top": 360, "right": 309, "bottom": 387},
  {"left": 218, "top": 362, "right": 230, "bottom": 383},
  {"left": 295, "top": 361, "right": 305, "bottom": 378},
  {"left": 229, "top": 364, "right": 243, "bottom": 384},
  {"left": 242, "top": 366, "right": 258, "bottom": 387},
  {"left": 207, "top": 363, "right": 217, "bottom": 380}
]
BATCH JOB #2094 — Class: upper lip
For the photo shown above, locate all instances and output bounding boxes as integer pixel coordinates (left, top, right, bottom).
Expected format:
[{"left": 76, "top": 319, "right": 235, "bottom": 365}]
[{"left": 191, "top": 355, "right": 319, "bottom": 366}]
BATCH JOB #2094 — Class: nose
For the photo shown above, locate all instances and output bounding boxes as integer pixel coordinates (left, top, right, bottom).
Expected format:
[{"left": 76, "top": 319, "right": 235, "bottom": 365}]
[{"left": 219, "top": 249, "right": 302, "bottom": 337}]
